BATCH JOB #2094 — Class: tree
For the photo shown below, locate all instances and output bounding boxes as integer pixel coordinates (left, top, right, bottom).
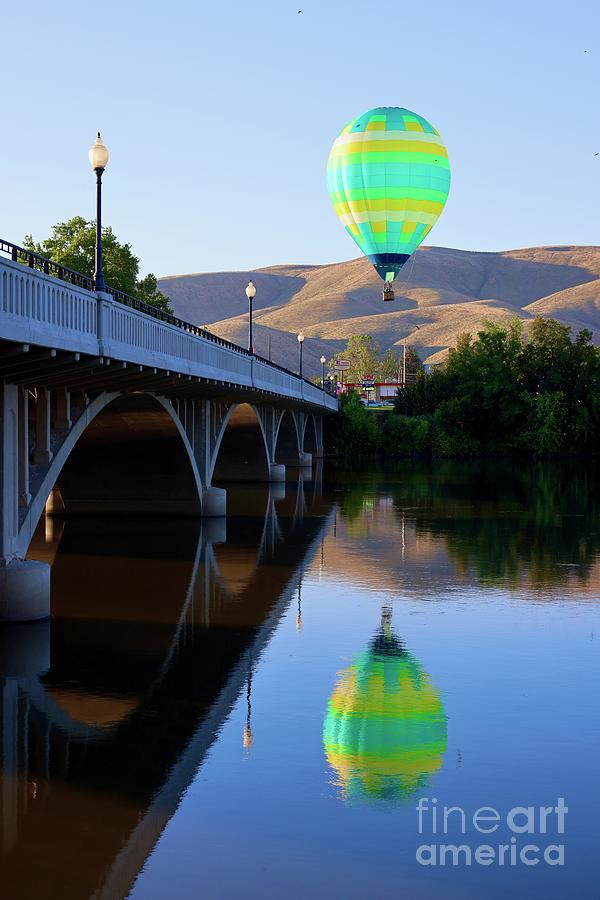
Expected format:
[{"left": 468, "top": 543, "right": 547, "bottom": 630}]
[
  {"left": 327, "top": 335, "right": 421, "bottom": 384},
  {"left": 329, "top": 335, "right": 381, "bottom": 383},
  {"left": 23, "top": 216, "right": 173, "bottom": 313},
  {"left": 136, "top": 274, "right": 173, "bottom": 314},
  {"left": 380, "top": 345, "right": 422, "bottom": 382},
  {"left": 327, "top": 390, "right": 380, "bottom": 456},
  {"left": 394, "top": 316, "right": 600, "bottom": 455},
  {"left": 519, "top": 392, "right": 567, "bottom": 455}
]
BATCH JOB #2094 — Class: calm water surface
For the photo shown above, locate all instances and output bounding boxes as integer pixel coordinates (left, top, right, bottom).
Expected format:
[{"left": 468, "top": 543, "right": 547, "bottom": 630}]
[{"left": 2, "top": 462, "right": 599, "bottom": 899}]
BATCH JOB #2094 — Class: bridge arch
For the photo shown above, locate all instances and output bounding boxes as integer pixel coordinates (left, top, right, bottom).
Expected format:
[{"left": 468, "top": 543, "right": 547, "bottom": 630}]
[
  {"left": 211, "top": 402, "right": 271, "bottom": 483},
  {"left": 274, "top": 410, "right": 301, "bottom": 465},
  {"left": 17, "top": 392, "right": 203, "bottom": 559},
  {"left": 303, "top": 413, "right": 318, "bottom": 455}
]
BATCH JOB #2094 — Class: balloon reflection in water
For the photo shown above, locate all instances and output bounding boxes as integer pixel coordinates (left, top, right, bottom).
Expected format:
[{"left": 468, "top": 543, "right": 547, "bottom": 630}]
[{"left": 323, "top": 607, "right": 447, "bottom": 803}]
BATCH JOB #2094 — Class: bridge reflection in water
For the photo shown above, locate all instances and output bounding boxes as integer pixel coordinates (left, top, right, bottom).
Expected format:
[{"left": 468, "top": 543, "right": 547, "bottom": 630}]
[{"left": 0, "top": 470, "right": 333, "bottom": 900}]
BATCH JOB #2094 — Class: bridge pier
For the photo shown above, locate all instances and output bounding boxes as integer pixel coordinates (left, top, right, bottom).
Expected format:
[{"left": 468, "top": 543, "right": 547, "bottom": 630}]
[
  {"left": 0, "top": 383, "right": 50, "bottom": 621},
  {"left": 0, "top": 560, "right": 50, "bottom": 622},
  {"left": 269, "top": 463, "right": 286, "bottom": 482},
  {"left": 201, "top": 485, "right": 227, "bottom": 517}
]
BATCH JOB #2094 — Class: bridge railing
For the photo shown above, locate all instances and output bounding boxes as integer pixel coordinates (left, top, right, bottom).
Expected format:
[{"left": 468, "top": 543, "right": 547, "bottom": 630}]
[
  {"left": 0, "top": 243, "right": 338, "bottom": 409},
  {"left": 0, "top": 247, "right": 99, "bottom": 354},
  {"left": 0, "top": 238, "right": 254, "bottom": 355}
]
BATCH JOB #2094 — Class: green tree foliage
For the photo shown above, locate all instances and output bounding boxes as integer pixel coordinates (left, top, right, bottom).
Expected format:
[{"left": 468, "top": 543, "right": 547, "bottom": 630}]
[
  {"left": 328, "top": 335, "right": 380, "bottom": 383},
  {"left": 328, "top": 317, "right": 600, "bottom": 458},
  {"left": 136, "top": 273, "right": 173, "bottom": 314},
  {"left": 327, "top": 335, "right": 422, "bottom": 384},
  {"left": 326, "top": 390, "right": 380, "bottom": 457},
  {"left": 381, "top": 414, "right": 431, "bottom": 456},
  {"left": 390, "top": 317, "right": 600, "bottom": 457},
  {"left": 23, "top": 216, "right": 173, "bottom": 313}
]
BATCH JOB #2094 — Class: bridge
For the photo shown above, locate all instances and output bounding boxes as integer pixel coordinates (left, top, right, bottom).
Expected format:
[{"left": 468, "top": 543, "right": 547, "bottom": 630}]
[
  {"left": 0, "top": 241, "right": 338, "bottom": 621},
  {"left": 0, "top": 478, "right": 334, "bottom": 899}
]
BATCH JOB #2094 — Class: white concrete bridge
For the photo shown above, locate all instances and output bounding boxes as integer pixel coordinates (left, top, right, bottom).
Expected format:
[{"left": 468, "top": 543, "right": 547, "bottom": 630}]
[{"left": 0, "top": 242, "right": 338, "bottom": 620}]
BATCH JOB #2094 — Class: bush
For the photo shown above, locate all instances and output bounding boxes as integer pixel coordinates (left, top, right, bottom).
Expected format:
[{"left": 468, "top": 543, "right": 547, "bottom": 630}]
[
  {"left": 430, "top": 424, "right": 481, "bottom": 458},
  {"left": 382, "top": 414, "right": 431, "bottom": 457},
  {"left": 330, "top": 390, "right": 380, "bottom": 457},
  {"left": 518, "top": 392, "right": 567, "bottom": 456}
]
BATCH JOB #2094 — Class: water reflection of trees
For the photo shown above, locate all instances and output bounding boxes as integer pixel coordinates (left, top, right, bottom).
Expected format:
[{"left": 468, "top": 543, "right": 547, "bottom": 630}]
[{"left": 332, "top": 462, "right": 600, "bottom": 589}]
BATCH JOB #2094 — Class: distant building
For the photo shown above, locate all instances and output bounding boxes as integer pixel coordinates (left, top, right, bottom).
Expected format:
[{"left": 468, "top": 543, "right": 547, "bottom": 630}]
[{"left": 341, "top": 379, "right": 416, "bottom": 403}]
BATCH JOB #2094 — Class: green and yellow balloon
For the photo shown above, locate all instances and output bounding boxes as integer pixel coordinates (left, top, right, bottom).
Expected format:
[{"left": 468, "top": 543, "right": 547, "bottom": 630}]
[
  {"left": 323, "top": 609, "right": 447, "bottom": 803},
  {"left": 327, "top": 106, "right": 450, "bottom": 299}
]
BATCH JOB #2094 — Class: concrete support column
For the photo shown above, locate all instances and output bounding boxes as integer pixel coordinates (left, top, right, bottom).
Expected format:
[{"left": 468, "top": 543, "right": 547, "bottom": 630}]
[
  {"left": 295, "top": 411, "right": 306, "bottom": 452},
  {"left": 191, "top": 398, "right": 211, "bottom": 487},
  {"left": 184, "top": 399, "right": 195, "bottom": 452},
  {"left": 1, "top": 383, "right": 19, "bottom": 563},
  {"left": 298, "top": 451, "right": 312, "bottom": 467},
  {"left": 201, "top": 485, "right": 227, "bottom": 517},
  {"left": 33, "top": 388, "right": 53, "bottom": 464},
  {"left": 0, "top": 561, "right": 50, "bottom": 622},
  {"left": 17, "top": 387, "right": 31, "bottom": 508},
  {"left": 54, "top": 388, "right": 72, "bottom": 431},
  {"left": 258, "top": 407, "right": 289, "bottom": 482},
  {"left": 313, "top": 415, "right": 325, "bottom": 458},
  {"left": 189, "top": 399, "right": 227, "bottom": 516}
]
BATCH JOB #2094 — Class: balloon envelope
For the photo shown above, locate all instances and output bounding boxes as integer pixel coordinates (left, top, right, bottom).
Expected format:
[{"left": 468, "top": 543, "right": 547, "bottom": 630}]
[{"left": 327, "top": 106, "right": 451, "bottom": 282}]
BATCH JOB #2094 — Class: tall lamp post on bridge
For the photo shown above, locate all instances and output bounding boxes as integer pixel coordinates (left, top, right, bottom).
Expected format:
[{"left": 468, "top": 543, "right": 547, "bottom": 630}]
[
  {"left": 88, "top": 133, "right": 110, "bottom": 292},
  {"left": 245, "top": 280, "right": 256, "bottom": 353},
  {"left": 320, "top": 354, "right": 326, "bottom": 389},
  {"left": 297, "top": 330, "right": 305, "bottom": 379}
]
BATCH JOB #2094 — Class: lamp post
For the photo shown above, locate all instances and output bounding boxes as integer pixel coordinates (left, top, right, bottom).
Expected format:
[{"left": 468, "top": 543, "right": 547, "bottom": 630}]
[
  {"left": 320, "top": 354, "right": 326, "bottom": 389},
  {"left": 245, "top": 280, "right": 256, "bottom": 353},
  {"left": 297, "top": 330, "right": 305, "bottom": 379},
  {"left": 88, "top": 133, "right": 109, "bottom": 292}
]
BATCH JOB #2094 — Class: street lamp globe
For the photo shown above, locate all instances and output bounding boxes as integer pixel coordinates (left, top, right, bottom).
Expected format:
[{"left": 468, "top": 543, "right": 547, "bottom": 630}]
[
  {"left": 320, "top": 355, "right": 326, "bottom": 365},
  {"left": 245, "top": 281, "right": 256, "bottom": 301},
  {"left": 89, "top": 133, "right": 109, "bottom": 172},
  {"left": 297, "top": 331, "right": 305, "bottom": 344}
]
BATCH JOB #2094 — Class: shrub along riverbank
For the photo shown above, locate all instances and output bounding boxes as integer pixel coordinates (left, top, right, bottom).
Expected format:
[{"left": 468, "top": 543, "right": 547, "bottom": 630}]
[{"left": 325, "top": 318, "right": 600, "bottom": 458}]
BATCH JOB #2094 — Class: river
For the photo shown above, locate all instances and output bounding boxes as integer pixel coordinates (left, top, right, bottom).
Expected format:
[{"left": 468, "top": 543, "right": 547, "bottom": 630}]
[{"left": 1, "top": 461, "right": 599, "bottom": 899}]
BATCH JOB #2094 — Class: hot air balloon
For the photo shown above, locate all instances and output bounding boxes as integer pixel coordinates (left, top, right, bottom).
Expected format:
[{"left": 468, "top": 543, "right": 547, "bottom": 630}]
[
  {"left": 323, "top": 608, "right": 447, "bottom": 803},
  {"left": 327, "top": 107, "right": 451, "bottom": 301}
]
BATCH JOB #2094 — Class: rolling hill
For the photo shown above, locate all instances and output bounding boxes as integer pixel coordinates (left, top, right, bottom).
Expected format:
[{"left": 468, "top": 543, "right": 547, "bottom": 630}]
[{"left": 158, "top": 246, "right": 600, "bottom": 377}]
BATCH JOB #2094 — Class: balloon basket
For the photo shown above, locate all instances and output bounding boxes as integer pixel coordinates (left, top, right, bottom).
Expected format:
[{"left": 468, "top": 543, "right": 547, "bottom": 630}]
[{"left": 382, "top": 284, "right": 395, "bottom": 302}]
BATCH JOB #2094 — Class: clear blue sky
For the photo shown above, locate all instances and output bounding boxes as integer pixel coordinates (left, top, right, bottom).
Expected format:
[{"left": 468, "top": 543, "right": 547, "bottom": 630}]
[{"left": 1, "top": 0, "right": 598, "bottom": 278}]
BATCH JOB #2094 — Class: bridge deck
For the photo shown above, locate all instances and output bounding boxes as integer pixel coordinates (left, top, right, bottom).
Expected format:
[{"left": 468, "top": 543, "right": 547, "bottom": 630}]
[{"left": 0, "top": 251, "right": 338, "bottom": 412}]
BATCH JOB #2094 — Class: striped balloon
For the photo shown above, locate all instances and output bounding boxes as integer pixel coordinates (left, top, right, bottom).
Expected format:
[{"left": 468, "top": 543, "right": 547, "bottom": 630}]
[
  {"left": 323, "top": 621, "right": 447, "bottom": 803},
  {"left": 327, "top": 106, "right": 451, "bottom": 283}
]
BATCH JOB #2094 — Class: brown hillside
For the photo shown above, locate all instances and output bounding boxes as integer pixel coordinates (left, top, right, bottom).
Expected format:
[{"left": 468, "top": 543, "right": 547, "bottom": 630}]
[{"left": 158, "top": 246, "right": 600, "bottom": 375}]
